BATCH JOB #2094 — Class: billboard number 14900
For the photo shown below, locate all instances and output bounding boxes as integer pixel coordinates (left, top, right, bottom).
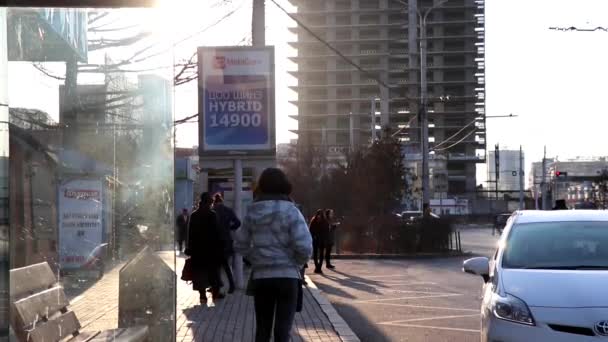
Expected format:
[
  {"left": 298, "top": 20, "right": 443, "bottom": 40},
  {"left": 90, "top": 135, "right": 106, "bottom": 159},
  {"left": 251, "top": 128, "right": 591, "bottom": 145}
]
[{"left": 209, "top": 113, "right": 262, "bottom": 128}]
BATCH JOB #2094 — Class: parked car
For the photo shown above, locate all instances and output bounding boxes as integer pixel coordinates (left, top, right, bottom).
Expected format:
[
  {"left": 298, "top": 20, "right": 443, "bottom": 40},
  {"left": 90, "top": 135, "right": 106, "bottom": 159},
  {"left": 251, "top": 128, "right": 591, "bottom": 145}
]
[
  {"left": 463, "top": 210, "right": 608, "bottom": 342},
  {"left": 398, "top": 211, "right": 423, "bottom": 223}
]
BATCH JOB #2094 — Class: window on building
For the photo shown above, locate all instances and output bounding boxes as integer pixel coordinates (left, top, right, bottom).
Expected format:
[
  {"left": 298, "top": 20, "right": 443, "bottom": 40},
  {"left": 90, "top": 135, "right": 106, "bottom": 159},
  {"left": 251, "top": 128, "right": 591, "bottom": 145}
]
[
  {"left": 308, "top": 60, "right": 328, "bottom": 70},
  {"left": 360, "top": 14, "right": 380, "bottom": 25},
  {"left": 337, "top": 103, "right": 352, "bottom": 113},
  {"left": 445, "top": 25, "right": 466, "bottom": 36},
  {"left": 444, "top": 55, "right": 466, "bottom": 66},
  {"left": 388, "top": 13, "right": 403, "bottom": 23},
  {"left": 361, "top": 44, "right": 381, "bottom": 58},
  {"left": 307, "top": 104, "right": 327, "bottom": 114},
  {"left": 309, "top": 117, "right": 327, "bottom": 127},
  {"left": 360, "top": 57, "right": 380, "bottom": 69},
  {"left": 335, "top": 0, "right": 351, "bottom": 10},
  {"left": 444, "top": 10, "right": 466, "bottom": 21},
  {"left": 308, "top": 16, "right": 326, "bottom": 26},
  {"left": 360, "top": 0, "right": 381, "bottom": 10},
  {"left": 336, "top": 15, "right": 351, "bottom": 25},
  {"left": 360, "top": 28, "right": 380, "bottom": 40},
  {"left": 308, "top": 89, "right": 327, "bottom": 99},
  {"left": 444, "top": 70, "right": 465, "bottom": 81},
  {"left": 337, "top": 132, "right": 350, "bottom": 145},
  {"left": 336, "top": 73, "right": 352, "bottom": 84},
  {"left": 337, "top": 117, "right": 350, "bottom": 129},
  {"left": 449, "top": 180, "right": 467, "bottom": 194},
  {"left": 337, "top": 88, "right": 353, "bottom": 99},
  {"left": 360, "top": 87, "right": 379, "bottom": 98},
  {"left": 336, "top": 29, "right": 352, "bottom": 40},
  {"left": 444, "top": 40, "right": 466, "bottom": 51}
]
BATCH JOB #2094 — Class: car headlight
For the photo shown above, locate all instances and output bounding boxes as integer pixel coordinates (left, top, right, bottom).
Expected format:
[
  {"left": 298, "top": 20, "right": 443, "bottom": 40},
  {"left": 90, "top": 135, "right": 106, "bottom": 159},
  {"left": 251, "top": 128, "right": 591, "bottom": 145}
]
[{"left": 491, "top": 293, "right": 535, "bottom": 326}]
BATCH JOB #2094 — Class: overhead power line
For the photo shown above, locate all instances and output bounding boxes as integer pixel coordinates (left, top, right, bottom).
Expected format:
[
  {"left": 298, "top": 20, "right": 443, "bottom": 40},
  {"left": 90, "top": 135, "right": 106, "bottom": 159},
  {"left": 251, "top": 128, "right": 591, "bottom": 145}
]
[
  {"left": 432, "top": 118, "right": 477, "bottom": 149},
  {"left": 174, "top": 113, "right": 199, "bottom": 125},
  {"left": 432, "top": 129, "right": 476, "bottom": 151},
  {"left": 268, "top": 0, "right": 391, "bottom": 89}
]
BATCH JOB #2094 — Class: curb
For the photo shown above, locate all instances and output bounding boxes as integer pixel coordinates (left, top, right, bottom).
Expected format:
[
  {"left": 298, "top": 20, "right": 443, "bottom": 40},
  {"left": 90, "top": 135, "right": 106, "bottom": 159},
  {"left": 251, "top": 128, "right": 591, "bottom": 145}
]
[
  {"left": 304, "top": 275, "right": 361, "bottom": 342},
  {"left": 331, "top": 251, "right": 472, "bottom": 260}
]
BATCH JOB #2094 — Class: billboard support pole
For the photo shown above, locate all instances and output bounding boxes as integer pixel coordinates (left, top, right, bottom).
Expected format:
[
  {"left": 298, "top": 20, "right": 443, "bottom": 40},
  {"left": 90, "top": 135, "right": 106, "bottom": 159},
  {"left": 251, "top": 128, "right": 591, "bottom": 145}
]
[{"left": 233, "top": 159, "right": 243, "bottom": 289}]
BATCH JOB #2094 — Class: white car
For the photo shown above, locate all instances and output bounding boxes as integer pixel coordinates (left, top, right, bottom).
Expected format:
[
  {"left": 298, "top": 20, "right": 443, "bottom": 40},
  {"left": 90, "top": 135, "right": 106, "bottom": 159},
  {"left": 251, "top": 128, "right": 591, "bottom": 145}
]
[{"left": 463, "top": 210, "right": 608, "bottom": 342}]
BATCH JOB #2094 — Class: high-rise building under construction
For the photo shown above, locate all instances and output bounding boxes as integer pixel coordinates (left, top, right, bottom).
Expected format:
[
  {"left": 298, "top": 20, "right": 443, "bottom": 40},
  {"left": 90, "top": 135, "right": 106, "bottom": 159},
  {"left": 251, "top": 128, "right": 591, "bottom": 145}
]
[{"left": 288, "top": 0, "right": 486, "bottom": 198}]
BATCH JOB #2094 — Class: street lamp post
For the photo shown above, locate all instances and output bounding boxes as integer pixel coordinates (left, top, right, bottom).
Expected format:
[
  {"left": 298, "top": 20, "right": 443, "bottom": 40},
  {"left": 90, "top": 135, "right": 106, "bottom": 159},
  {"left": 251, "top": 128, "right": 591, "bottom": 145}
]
[
  {"left": 419, "top": 0, "right": 448, "bottom": 212},
  {"left": 393, "top": 0, "right": 448, "bottom": 212}
]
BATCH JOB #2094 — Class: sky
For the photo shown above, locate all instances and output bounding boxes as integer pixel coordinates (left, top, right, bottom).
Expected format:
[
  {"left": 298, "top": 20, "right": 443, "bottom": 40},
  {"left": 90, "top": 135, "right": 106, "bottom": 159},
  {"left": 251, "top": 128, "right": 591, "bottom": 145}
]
[
  {"left": 6, "top": 0, "right": 608, "bottom": 185},
  {"left": 169, "top": 0, "right": 608, "bottom": 178}
]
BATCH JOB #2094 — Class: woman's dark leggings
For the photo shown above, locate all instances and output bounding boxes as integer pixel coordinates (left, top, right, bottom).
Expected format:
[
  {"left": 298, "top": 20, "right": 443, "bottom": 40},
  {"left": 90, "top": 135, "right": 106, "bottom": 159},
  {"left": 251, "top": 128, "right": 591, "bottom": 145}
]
[
  {"left": 312, "top": 238, "right": 327, "bottom": 270},
  {"left": 253, "top": 278, "right": 299, "bottom": 342}
]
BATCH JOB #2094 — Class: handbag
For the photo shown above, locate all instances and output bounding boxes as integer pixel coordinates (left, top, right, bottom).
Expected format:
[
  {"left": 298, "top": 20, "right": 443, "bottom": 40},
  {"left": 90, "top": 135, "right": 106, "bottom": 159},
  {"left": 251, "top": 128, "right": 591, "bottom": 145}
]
[{"left": 181, "top": 257, "right": 194, "bottom": 282}]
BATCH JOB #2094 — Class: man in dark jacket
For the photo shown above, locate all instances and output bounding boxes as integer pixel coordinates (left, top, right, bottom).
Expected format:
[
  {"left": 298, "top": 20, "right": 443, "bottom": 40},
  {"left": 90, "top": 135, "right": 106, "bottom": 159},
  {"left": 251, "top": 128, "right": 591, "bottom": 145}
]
[
  {"left": 176, "top": 208, "right": 189, "bottom": 254},
  {"left": 213, "top": 193, "right": 241, "bottom": 293},
  {"left": 186, "top": 192, "right": 225, "bottom": 302},
  {"left": 310, "top": 209, "right": 329, "bottom": 274}
]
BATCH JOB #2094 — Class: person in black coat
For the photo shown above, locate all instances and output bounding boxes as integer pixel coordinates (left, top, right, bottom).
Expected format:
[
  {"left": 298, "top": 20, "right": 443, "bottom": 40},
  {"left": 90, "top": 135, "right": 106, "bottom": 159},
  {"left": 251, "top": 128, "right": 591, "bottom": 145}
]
[
  {"left": 186, "top": 192, "right": 225, "bottom": 302},
  {"left": 309, "top": 209, "right": 329, "bottom": 274},
  {"left": 213, "top": 193, "right": 241, "bottom": 294},
  {"left": 176, "top": 208, "right": 189, "bottom": 254},
  {"left": 324, "top": 209, "right": 338, "bottom": 269}
]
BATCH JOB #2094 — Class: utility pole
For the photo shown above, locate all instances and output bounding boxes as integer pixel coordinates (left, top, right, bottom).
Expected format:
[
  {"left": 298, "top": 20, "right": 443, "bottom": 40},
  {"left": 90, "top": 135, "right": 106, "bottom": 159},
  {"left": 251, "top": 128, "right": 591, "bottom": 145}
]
[
  {"left": 419, "top": 11, "right": 430, "bottom": 212},
  {"left": 419, "top": 0, "right": 448, "bottom": 212},
  {"left": 252, "top": 0, "right": 265, "bottom": 46},
  {"left": 494, "top": 143, "right": 500, "bottom": 210},
  {"left": 230, "top": 0, "right": 265, "bottom": 289},
  {"left": 519, "top": 145, "right": 524, "bottom": 209},
  {"left": 541, "top": 146, "right": 547, "bottom": 210},
  {"left": 534, "top": 167, "right": 539, "bottom": 210},
  {"left": 349, "top": 112, "right": 355, "bottom": 152},
  {"left": 371, "top": 98, "right": 378, "bottom": 143}
]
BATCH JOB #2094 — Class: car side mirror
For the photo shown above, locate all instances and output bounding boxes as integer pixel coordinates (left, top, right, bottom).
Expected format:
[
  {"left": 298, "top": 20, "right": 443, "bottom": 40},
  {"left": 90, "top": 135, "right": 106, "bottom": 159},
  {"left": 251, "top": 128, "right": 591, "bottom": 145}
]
[{"left": 463, "top": 257, "right": 490, "bottom": 283}]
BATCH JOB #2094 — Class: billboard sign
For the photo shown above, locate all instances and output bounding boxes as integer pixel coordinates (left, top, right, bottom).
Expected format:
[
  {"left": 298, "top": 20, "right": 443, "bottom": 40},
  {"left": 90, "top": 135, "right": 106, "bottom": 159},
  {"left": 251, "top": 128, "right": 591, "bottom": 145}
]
[
  {"left": 198, "top": 46, "right": 275, "bottom": 156},
  {"left": 58, "top": 179, "right": 104, "bottom": 270},
  {"left": 7, "top": 8, "right": 87, "bottom": 62}
]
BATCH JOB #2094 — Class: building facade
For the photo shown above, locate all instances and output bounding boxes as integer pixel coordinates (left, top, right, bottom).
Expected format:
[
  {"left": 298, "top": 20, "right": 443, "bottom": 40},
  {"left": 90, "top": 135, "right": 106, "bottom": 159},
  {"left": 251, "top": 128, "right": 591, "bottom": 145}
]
[
  {"left": 288, "top": 0, "right": 486, "bottom": 198},
  {"left": 529, "top": 157, "right": 608, "bottom": 209},
  {"left": 488, "top": 149, "right": 524, "bottom": 192}
]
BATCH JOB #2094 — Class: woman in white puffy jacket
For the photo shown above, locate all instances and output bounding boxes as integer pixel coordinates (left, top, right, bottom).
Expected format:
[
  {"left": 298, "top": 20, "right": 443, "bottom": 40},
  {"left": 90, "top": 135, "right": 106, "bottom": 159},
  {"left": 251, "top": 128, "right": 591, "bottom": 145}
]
[{"left": 235, "top": 168, "right": 312, "bottom": 342}]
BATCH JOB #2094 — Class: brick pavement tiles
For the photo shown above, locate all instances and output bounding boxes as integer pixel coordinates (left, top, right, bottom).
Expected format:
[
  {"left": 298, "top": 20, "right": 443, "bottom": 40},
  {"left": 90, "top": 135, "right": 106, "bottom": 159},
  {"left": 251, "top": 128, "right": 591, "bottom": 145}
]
[{"left": 65, "top": 253, "right": 358, "bottom": 342}]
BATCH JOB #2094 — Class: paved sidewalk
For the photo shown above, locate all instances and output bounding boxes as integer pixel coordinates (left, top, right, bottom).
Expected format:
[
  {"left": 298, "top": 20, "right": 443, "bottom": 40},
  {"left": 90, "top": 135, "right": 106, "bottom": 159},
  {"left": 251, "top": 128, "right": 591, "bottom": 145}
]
[{"left": 64, "top": 252, "right": 356, "bottom": 341}]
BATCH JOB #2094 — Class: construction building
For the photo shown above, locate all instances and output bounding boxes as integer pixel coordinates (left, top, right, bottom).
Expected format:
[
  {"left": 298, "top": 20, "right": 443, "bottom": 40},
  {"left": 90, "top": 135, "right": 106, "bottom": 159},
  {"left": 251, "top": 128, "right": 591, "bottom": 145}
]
[{"left": 288, "top": 0, "right": 486, "bottom": 199}]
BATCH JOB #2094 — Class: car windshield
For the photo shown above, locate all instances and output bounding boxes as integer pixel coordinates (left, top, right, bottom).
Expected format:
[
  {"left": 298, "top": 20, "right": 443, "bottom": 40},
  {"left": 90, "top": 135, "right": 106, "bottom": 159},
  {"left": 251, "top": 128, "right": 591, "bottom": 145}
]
[{"left": 502, "top": 221, "right": 608, "bottom": 269}]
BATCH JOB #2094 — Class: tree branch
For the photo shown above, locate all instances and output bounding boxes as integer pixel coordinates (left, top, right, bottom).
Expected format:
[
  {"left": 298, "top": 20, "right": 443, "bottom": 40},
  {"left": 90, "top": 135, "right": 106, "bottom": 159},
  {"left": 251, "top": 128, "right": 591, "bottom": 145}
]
[{"left": 33, "top": 63, "right": 65, "bottom": 80}]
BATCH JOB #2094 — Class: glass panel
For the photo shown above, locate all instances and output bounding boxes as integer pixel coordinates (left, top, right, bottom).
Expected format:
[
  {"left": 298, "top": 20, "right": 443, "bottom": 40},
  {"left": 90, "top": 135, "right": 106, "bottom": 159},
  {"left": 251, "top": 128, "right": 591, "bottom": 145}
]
[
  {"left": 1, "top": 9, "right": 9, "bottom": 341},
  {"left": 4, "top": 7, "right": 175, "bottom": 341}
]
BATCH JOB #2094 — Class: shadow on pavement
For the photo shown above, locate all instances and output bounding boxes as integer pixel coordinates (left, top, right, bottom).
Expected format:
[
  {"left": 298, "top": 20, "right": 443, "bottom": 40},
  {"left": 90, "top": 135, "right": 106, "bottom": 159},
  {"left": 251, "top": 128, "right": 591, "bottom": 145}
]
[
  {"left": 313, "top": 279, "right": 358, "bottom": 299},
  {"left": 319, "top": 269, "right": 388, "bottom": 296},
  {"left": 332, "top": 301, "right": 391, "bottom": 342}
]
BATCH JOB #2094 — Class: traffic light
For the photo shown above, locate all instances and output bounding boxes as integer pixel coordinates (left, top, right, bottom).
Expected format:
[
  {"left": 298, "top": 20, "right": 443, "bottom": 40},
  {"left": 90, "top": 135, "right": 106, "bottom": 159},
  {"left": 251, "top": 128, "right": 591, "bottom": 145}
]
[{"left": 555, "top": 171, "right": 568, "bottom": 177}]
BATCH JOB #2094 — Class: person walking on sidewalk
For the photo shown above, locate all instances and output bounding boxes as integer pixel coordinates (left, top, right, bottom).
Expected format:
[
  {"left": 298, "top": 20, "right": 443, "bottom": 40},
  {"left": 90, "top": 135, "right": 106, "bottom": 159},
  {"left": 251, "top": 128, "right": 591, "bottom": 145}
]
[
  {"left": 235, "top": 168, "right": 312, "bottom": 342},
  {"left": 310, "top": 209, "right": 329, "bottom": 274},
  {"left": 213, "top": 193, "right": 241, "bottom": 294},
  {"left": 176, "top": 208, "right": 189, "bottom": 254},
  {"left": 185, "top": 192, "right": 225, "bottom": 302},
  {"left": 324, "top": 209, "right": 338, "bottom": 270}
]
